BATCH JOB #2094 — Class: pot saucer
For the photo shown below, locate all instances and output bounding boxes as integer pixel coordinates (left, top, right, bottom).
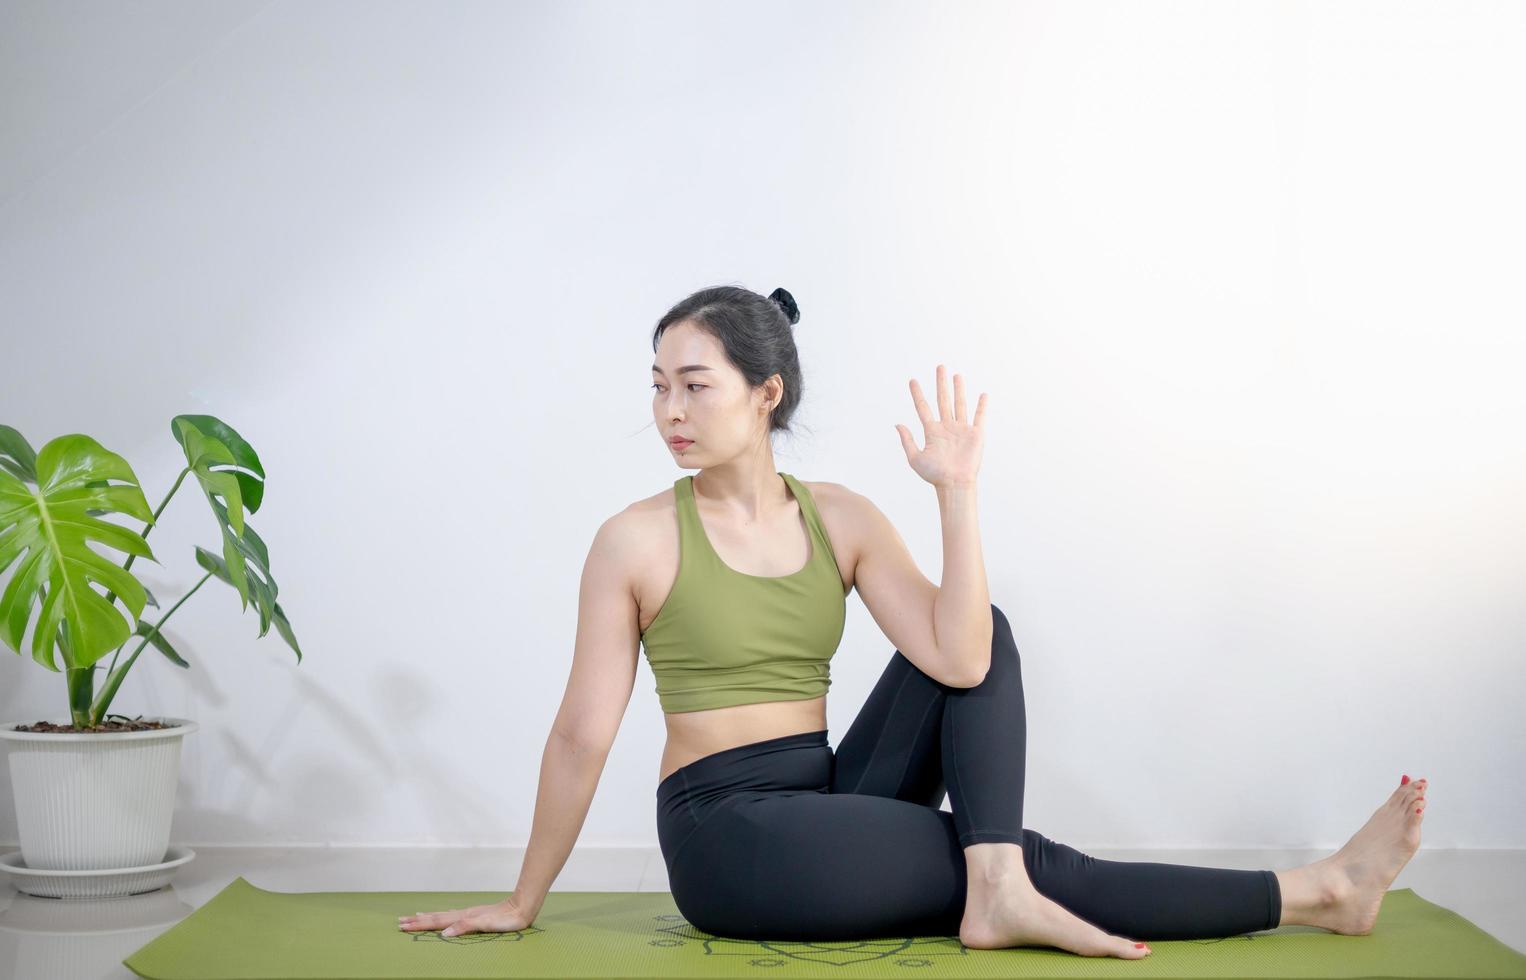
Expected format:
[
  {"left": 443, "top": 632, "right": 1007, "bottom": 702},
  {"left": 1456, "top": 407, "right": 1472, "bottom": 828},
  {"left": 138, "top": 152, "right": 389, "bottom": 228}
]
[{"left": 0, "top": 844, "right": 195, "bottom": 899}]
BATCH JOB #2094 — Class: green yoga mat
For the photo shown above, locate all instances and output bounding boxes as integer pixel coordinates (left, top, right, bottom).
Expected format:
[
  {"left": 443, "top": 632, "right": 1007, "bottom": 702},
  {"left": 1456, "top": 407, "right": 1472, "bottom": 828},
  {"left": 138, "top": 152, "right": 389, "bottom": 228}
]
[{"left": 123, "top": 875, "right": 1526, "bottom": 979}]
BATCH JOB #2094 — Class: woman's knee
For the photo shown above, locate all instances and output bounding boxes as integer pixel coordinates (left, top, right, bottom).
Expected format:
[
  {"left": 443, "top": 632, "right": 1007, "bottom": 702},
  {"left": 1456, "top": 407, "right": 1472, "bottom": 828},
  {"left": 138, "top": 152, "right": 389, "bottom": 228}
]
[{"left": 989, "top": 603, "right": 1019, "bottom": 663}]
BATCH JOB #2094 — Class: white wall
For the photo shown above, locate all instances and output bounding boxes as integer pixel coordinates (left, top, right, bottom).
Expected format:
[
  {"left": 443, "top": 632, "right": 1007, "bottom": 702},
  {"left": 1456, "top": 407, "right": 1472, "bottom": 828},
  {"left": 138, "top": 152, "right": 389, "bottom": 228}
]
[{"left": 2, "top": 0, "right": 1521, "bottom": 851}]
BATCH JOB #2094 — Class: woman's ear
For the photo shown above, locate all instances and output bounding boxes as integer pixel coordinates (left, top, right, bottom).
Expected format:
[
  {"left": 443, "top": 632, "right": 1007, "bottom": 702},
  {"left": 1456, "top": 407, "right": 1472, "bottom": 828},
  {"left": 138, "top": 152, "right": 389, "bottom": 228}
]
[{"left": 764, "top": 375, "right": 784, "bottom": 412}]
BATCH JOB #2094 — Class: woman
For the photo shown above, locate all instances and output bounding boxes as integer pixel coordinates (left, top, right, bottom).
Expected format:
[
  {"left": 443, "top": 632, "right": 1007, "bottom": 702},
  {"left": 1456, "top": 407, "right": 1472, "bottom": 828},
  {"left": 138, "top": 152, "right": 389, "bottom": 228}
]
[{"left": 400, "top": 285, "right": 1428, "bottom": 957}]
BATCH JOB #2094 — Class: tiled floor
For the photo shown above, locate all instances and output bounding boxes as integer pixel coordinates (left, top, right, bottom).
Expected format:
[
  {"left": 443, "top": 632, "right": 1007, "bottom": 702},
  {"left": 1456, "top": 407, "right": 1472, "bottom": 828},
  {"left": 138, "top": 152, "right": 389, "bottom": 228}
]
[{"left": 1, "top": 845, "right": 1521, "bottom": 978}]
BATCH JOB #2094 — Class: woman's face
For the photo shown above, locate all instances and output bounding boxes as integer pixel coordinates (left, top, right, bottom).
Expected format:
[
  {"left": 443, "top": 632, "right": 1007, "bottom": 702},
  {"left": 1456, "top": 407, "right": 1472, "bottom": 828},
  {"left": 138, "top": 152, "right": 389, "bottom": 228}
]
[{"left": 651, "top": 321, "right": 778, "bottom": 464}]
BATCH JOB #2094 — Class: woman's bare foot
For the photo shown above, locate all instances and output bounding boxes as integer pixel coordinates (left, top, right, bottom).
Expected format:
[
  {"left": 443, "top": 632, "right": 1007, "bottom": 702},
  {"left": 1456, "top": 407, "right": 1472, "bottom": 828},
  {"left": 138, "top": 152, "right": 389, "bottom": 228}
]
[
  {"left": 960, "top": 862, "right": 1150, "bottom": 958},
  {"left": 1306, "top": 776, "right": 1427, "bottom": 935}
]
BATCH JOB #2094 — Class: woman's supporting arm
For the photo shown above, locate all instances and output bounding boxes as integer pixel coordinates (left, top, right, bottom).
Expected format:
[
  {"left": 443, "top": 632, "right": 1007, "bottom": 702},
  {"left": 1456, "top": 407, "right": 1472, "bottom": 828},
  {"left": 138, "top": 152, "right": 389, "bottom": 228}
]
[{"left": 509, "top": 729, "right": 609, "bottom": 918}]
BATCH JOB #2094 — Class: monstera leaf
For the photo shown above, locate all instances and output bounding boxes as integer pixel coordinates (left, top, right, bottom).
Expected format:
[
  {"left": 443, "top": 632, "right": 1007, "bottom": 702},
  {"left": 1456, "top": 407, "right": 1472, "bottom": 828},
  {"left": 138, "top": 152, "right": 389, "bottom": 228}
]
[
  {"left": 134, "top": 617, "right": 188, "bottom": 668},
  {"left": 165, "top": 415, "right": 299, "bottom": 663},
  {"left": 0, "top": 429, "right": 159, "bottom": 671},
  {"left": 0, "top": 425, "right": 37, "bottom": 483},
  {"left": 170, "top": 415, "right": 265, "bottom": 613},
  {"left": 196, "top": 542, "right": 301, "bottom": 662}
]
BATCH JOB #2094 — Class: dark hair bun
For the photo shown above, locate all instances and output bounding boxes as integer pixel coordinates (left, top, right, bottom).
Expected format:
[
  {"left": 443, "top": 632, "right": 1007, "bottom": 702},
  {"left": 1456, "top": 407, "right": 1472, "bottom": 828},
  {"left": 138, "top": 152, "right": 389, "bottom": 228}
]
[{"left": 768, "top": 287, "right": 800, "bottom": 326}]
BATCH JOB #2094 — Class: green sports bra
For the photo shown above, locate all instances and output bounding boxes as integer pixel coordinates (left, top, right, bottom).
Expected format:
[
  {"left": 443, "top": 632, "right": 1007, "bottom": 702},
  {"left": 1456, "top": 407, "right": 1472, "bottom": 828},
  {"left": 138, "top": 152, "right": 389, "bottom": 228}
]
[{"left": 639, "top": 472, "right": 849, "bottom": 714}]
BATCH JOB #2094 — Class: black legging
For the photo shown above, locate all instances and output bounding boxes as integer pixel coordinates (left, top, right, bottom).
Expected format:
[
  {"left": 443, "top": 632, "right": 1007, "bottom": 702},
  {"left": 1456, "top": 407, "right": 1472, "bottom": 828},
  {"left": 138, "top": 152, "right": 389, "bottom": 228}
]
[{"left": 655, "top": 602, "right": 1282, "bottom": 943}]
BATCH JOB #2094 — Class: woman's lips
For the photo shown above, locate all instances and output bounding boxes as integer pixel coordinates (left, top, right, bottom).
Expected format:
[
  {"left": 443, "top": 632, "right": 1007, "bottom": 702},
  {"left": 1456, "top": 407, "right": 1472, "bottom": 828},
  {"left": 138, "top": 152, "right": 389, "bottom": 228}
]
[{"left": 669, "top": 438, "right": 693, "bottom": 450}]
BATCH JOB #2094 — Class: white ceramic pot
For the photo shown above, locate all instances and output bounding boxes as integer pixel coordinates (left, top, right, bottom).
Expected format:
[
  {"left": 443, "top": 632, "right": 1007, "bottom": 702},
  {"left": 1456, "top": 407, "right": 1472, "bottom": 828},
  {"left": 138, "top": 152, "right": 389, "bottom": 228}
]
[{"left": 0, "top": 716, "right": 197, "bottom": 894}]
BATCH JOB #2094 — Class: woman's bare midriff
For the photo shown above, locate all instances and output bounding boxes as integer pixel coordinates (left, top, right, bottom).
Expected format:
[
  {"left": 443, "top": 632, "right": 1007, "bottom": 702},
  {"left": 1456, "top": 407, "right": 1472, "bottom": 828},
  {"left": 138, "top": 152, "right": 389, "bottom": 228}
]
[{"left": 657, "top": 695, "right": 829, "bottom": 784}]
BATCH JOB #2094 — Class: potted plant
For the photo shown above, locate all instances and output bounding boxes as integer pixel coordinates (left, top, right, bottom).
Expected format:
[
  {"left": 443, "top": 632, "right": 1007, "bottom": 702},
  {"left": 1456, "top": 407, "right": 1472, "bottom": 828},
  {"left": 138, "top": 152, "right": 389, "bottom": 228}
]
[{"left": 0, "top": 416, "right": 303, "bottom": 898}]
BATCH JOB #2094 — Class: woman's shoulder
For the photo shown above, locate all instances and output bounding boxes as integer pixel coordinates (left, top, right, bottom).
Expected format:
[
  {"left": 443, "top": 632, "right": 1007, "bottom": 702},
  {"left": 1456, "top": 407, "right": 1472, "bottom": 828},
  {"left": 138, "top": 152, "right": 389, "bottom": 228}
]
[
  {"left": 793, "top": 476, "right": 854, "bottom": 508},
  {"left": 623, "top": 477, "right": 683, "bottom": 520},
  {"left": 600, "top": 479, "right": 688, "bottom": 560}
]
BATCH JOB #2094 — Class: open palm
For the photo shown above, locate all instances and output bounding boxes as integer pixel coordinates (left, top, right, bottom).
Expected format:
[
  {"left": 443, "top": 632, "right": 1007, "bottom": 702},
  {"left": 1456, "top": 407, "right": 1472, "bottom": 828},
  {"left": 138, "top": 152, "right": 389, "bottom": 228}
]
[{"left": 895, "top": 364, "right": 988, "bottom": 488}]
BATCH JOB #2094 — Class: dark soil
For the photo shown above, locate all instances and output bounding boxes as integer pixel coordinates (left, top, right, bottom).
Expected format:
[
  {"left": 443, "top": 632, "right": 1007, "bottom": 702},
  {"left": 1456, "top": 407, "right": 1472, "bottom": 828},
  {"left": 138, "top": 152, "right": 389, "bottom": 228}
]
[{"left": 11, "top": 716, "right": 176, "bottom": 733}]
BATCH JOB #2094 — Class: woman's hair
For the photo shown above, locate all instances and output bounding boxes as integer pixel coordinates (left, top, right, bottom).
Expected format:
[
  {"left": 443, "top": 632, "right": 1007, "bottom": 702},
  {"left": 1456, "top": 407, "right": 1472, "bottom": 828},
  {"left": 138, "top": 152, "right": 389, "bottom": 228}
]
[{"left": 651, "top": 285, "right": 806, "bottom": 436}]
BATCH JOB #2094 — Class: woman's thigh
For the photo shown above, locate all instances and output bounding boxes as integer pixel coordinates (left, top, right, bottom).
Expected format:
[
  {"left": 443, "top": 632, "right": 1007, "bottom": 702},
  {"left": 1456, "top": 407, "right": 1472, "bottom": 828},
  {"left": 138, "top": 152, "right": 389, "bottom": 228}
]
[{"left": 670, "top": 789, "right": 969, "bottom": 942}]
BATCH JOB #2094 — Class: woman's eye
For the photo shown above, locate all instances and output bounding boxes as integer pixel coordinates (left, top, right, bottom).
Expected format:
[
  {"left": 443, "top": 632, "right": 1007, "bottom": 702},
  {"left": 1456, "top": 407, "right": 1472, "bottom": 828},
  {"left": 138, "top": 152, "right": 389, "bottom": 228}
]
[{"left": 651, "top": 384, "right": 704, "bottom": 392}]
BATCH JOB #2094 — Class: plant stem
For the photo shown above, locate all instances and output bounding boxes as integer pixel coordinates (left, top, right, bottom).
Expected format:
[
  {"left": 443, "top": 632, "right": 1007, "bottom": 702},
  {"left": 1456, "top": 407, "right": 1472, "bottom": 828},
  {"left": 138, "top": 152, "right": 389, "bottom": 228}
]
[
  {"left": 90, "top": 570, "right": 214, "bottom": 724},
  {"left": 132, "top": 465, "right": 191, "bottom": 553},
  {"left": 100, "top": 466, "right": 192, "bottom": 683}
]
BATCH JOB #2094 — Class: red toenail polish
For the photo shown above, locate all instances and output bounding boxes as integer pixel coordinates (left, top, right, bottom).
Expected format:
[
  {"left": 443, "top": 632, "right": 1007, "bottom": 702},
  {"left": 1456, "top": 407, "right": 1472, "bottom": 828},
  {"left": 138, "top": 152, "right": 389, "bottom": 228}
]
[
  {"left": 1135, "top": 942, "right": 1145, "bottom": 948},
  {"left": 1401, "top": 775, "right": 1409, "bottom": 784}
]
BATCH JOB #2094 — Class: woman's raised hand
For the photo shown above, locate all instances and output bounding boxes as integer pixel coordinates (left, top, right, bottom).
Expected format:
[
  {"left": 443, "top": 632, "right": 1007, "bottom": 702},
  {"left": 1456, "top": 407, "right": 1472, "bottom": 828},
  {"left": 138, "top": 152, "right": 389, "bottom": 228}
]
[
  {"left": 398, "top": 893, "right": 535, "bottom": 937},
  {"left": 895, "top": 364, "right": 988, "bottom": 488}
]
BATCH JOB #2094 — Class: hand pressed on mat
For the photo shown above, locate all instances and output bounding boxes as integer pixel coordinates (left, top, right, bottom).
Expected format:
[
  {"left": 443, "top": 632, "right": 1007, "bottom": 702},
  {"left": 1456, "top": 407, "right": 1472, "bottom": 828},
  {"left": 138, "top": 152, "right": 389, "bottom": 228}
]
[{"left": 398, "top": 894, "right": 534, "bottom": 937}]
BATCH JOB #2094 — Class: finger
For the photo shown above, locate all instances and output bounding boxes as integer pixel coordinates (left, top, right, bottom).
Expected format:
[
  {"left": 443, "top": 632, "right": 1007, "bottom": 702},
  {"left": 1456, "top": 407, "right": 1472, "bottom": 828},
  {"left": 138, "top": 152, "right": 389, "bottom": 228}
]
[
  {"left": 408, "top": 908, "right": 456, "bottom": 921},
  {"left": 401, "top": 908, "right": 458, "bottom": 929},
  {"left": 973, "top": 392, "right": 987, "bottom": 429},
  {"left": 896, "top": 423, "right": 918, "bottom": 458},
  {"left": 441, "top": 917, "right": 472, "bottom": 937},
  {"left": 936, "top": 364, "right": 952, "bottom": 421},
  {"left": 953, "top": 372, "right": 966, "bottom": 422},
  {"left": 908, "top": 378, "right": 934, "bottom": 428}
]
